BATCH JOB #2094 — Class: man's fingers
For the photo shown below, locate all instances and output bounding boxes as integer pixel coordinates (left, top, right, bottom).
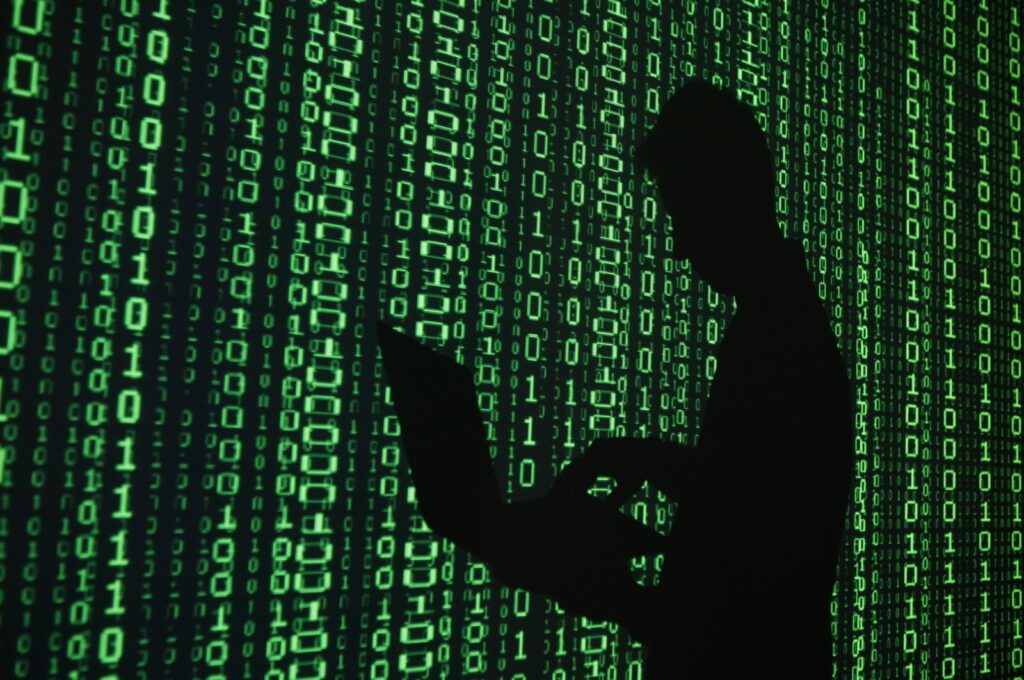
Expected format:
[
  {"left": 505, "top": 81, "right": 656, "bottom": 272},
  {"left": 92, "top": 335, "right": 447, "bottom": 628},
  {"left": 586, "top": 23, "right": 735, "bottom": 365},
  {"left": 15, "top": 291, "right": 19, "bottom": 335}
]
[
  {"left": 554, "top": 437, "right": 640, "bottom": 496},
  {"left": 606, "top": 478, "right": 644, "bottom": 508}
]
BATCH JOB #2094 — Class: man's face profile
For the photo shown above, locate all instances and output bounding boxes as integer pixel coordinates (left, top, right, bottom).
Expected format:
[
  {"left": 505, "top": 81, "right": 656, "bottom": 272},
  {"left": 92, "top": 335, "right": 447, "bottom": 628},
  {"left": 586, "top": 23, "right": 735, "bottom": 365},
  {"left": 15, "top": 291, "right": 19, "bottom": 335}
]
[{"left": 639, "top": 81, "right": 777, "bottom": 294}]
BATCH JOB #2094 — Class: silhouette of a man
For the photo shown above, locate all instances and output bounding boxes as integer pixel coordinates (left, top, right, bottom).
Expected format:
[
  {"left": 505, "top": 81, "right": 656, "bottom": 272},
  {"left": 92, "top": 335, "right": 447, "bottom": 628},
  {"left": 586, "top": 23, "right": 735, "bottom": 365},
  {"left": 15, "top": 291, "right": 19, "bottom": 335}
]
[
  {"left": 379, "top": 80, "right": 853, "bottom": 678},
  {"left": 554, "top": 80, "right": 855, "bottom": 676}
]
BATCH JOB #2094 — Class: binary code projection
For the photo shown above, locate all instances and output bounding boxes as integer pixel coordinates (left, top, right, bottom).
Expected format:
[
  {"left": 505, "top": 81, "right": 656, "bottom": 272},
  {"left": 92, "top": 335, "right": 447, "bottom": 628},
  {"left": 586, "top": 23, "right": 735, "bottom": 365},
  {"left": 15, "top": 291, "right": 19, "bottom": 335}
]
[{"left": 1, "top": 1, "right": 1021, "bottom": 679}]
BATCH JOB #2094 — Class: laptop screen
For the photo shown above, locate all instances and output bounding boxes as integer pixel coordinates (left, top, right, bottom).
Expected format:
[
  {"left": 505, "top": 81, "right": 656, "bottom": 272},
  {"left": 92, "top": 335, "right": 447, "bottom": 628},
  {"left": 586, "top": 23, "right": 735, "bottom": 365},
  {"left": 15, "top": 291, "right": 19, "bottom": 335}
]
[{"left": 376, "top": 321, "right": 503, "bottom": 553}]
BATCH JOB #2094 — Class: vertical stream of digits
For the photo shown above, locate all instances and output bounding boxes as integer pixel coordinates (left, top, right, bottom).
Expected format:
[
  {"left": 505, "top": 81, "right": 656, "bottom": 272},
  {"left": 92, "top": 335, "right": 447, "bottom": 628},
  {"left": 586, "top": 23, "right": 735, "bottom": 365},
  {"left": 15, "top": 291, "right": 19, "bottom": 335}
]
[{"left": 1, "top": 1, "right": 1021, "bottom": 678}]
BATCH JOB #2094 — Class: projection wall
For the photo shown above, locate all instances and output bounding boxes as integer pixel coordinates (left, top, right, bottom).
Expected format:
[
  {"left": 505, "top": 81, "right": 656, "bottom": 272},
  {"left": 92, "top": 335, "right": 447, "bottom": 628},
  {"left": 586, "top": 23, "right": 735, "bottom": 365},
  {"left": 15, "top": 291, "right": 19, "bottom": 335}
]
[{"left": 1, "top": 0, "right": 1022, "bottom": 678}]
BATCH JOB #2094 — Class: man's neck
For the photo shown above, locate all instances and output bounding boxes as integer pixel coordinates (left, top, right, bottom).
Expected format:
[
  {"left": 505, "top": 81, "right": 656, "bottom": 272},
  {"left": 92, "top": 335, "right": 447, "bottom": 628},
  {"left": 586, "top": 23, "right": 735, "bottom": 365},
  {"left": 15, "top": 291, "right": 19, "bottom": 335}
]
[{"left": 732, "top": 237, "right": 797, "bottom": 305}]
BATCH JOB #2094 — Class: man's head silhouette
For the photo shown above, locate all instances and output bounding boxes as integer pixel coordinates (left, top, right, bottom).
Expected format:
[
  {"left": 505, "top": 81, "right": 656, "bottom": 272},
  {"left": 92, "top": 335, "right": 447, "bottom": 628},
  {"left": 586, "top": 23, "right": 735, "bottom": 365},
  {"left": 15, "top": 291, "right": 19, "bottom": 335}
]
[{"left": 637, "top": 80, "right": 784, "bottom": 298}]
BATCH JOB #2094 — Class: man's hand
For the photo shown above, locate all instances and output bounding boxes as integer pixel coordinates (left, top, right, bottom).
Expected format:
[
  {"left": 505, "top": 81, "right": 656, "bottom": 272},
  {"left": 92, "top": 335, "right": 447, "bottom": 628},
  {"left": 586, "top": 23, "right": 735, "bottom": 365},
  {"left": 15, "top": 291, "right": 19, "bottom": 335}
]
[
  {"left": 475, "top": 437, "right": 694, "bottom": 644},
  {"left": 552, "top": 436, "right": 693, "bottom": 504},
  {"left": 485, "top": 492, "right": 667, "bottom": 644}
]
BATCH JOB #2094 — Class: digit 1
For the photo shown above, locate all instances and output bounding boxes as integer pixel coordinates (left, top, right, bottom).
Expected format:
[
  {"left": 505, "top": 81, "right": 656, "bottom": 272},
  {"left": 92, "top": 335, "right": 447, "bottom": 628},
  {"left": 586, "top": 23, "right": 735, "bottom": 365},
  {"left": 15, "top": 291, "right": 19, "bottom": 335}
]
[
  {"left": 112, "top": 483, "right": 132, "bottom": 519},
  {"left": 110, "top": 530, "right": 129, "bottom": 566},
  {"left": 130, "top": 252, "right": 150, "bottom": 286},
  {"left": 3, "top": 118, "right": 31, "bottom": 161},
  {"left": 239, "top": 211, "right": 256, "bottom": 235},
  {"left": 153, "top": 0, "right": 171, "bottom": 20},
  {"left": 514, "top": 630, "right": 526, "bottom": 660},
  {"left": 116, "top": 436, "right": 136, "bottom": 471},
  {"left": 139, "top": 162, "right": 156, "bottom": 195},
  {"left": 523, "top": 416, "right": 536, "bottom": 446},
  {"left": 212, "top": 603, "right": 229, "bottom": 632},
  {"left": 124, "top": 342, "right": 143, "bottom": 378},
  {"left": 105, "top": 579, "right": 126, "bottom": 615}
]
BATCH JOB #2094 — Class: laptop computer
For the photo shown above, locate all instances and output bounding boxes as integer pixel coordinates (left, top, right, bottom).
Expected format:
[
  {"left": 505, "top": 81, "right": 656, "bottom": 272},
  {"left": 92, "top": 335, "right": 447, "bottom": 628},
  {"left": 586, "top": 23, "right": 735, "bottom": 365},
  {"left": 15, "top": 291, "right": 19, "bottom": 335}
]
[{"left": 376, "top": 320, "right": 503, "bottom": 555}]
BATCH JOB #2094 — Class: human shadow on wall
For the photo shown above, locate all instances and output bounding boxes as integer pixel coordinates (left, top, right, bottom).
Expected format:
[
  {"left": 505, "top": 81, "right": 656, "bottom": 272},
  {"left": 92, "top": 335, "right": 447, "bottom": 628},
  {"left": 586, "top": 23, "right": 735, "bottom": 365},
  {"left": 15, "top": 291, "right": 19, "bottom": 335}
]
[{"left": 377, "top": 80, "right": 854, "bottom": 679}]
